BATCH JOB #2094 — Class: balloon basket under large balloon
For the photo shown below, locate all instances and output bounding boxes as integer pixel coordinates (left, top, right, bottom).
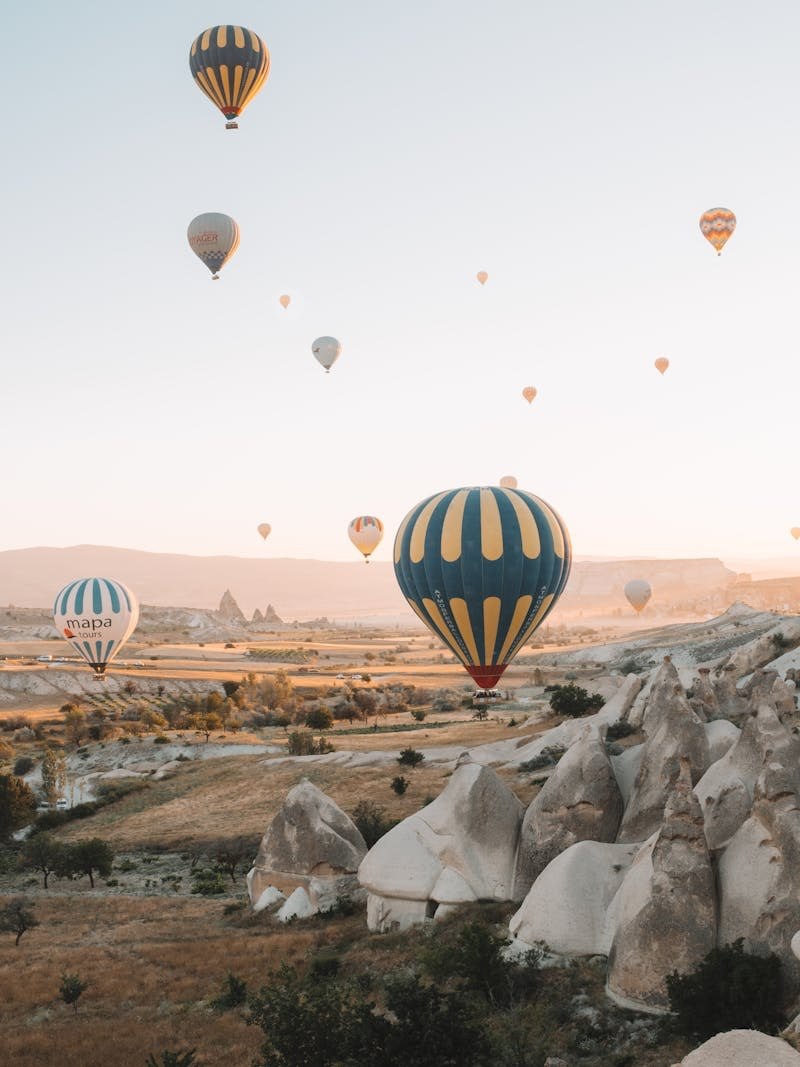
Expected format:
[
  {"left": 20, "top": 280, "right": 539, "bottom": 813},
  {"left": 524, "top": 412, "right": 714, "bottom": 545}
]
[
  {"left": 212, "top": 274, "right": 219, "bottom": 281},
  {"left": 225, "top": 121, "right": 239, "bottom": 130}
]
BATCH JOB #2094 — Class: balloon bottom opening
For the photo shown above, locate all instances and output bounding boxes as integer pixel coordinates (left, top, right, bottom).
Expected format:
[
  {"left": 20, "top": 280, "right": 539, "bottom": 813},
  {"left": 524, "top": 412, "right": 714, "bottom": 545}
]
[{"left": 466, "top": 664, "right": 508, "bottom": 689}]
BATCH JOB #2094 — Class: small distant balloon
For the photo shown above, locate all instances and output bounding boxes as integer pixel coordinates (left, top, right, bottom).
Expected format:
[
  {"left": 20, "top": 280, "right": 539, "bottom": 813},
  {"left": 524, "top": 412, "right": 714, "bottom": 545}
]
[
  {"left": 312, "top": 336, "right": 342, "bottom": 373},
  {"left": 654, "top": 358, "right": 669, "bottom": 375},
  {"left": 791, "top": 528, "right": 800, "bottom": 541},
  {"left": 522, "top": 387, "right": 537, "bottom": 404},
  {"left": 53, "top": 577, "right": 139, "bottom": 677},
  {"left": 699, "top": 208, "right": 736, "bottom": 255},
  {"left": 279, "top": 294, "right": 291, "bottom": 309},
  {"left": 624, "top": 579, "right": 652, "bottom": 614},
  {"left": 257, "top": 523, "right": 272, "bottom": 540},
  {"left": 476, "top": 271, "right": 488, "bottom": 285},
  {"left": 189, "top": 25, "right": 270, "bottom": 130},
  {"left": 187, "top": 213, "right": 240, "bottom": 279},
  {"left": 499, "top": 476, "right": 518, "bottom": 489},
  {"left": 348, "top": 516, "right": 384, "bottom": 562}
]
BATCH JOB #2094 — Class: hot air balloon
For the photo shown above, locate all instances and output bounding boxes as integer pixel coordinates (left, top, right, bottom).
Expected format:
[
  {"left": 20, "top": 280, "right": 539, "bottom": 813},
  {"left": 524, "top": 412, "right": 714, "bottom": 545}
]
[
  {"left": 655, "top": 358, "right": 669, "bottom": 375},
  {"left": 624, "top": 579, "right": 652, "bottom": 614},
  {"left": 348, "top": 516, "right": 384, "bottom": 562},
  {"left": 699, "top": 208, "right": 736, "bottom": 255},
  {"left": 394, "top": 486, "right": 571, "bottom": 689},
  {"left": 791, "top": 528, "right": 800, "bottom": 541},
  {"left": 53, "top": 578, "right": 139, "bottom": 677},
  {"left": 189, "top": 25, "right": 270, "bottom": 129},
  {"left": 257, "top": 523, "right": 272, "bottom": 540},
  {"left": 187, "top": 213, "right": 240, "bottom": 279},
  {"left": 522, "top": 387, "right": 537, "bottom": 404},
  {"left": 279, "top": 294, "right": 291, "bottom": 309},
  {"left": 476, "top": 271, "right": 488, "bottom": 285},
  {"left": 499, "top": 476, "right": 518, "bottom": 489},
  {"left": 312, "top": 337, "right": 342, "bottom": 373}
]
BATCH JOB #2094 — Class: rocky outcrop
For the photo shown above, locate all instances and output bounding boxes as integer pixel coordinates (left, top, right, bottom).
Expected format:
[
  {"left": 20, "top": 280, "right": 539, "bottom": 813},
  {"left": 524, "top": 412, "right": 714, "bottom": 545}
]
[
  {"left": 265, "top": 603, "right": 283, "bottom": 624},
  {"left": 725, "top": 618, "right": 800, "bottom": 677},
  {"left": 607, "top": 759, "right": 716, "bottom": 1012},
  {"left": 359, "top": 756, "right": 523, "bottom": 931},
  {"left": 617, "top": 670, "right": 710, "bottom": 843},
  {"left": 251, "top": 608, "right": 265, "bottom": 626},
  {"left": 509, "top": 840, "right": 639, "bottom": 956},
  {"left": 711, "top": 664, "right": 747, "bottom": 723},
  {"left": 217, "top": 589, "right": 246, "bottom": 623},
  {"left": 679, "top": 1029, "right": 800, "bottom": 1066},
  {"left": 717, "top": 762, "right": 800, "bottom": 990},
  {"left": 689, "top": 668, "right": 717, "bottom": 720},
  {"left": 248, "top": 779, "right": 367, "bottom": 910},
  {"left": 512, "top": 724, "right": 624, "bottom": 898}
]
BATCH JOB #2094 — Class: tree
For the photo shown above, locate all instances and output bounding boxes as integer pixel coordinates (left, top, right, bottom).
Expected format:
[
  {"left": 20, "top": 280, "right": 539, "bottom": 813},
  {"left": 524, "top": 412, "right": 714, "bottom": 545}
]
[
  {"left": 64, "top": 706, "right": 88, "bottom": 743},
  {"left": 353, "top": 689, "right": 377, "bottom": 721},
  {"left": 186, "top": 711, "right": 222, "bottom": 743},
  {"left": 58, "top": 972, "right": 88, "bottom": 1013},
  {"left": 547, "top": 684, "right": 605, "bottom": 718},
  {"left": 0, "top": 898, "right": 39, "bottom": 946},
  {"left": 61, "top": 838, "right": 114, "bottom": 888},
  {"left": 0, "top": 774, "right": 37, "bottom": 841},
  {"left": 211, "top": 837, "right": 255, "bottom": 883},
  {"left": 350, "top": 800, "right": 398, "bottom": 848},
  {"left": 390, "top": 776, "right": 409, "bottom": 796},
  {"left": 21, "top": 833, "right": 66, "bottom": 888},
  {"left": 41, "top": 747, "right": 67, "bottom": 808},
  {"left": 397, "top": 748, "right": 425, "bottom": 768},
  {"left": 305, "top": 706, "right": 333, "bottom": 731}
]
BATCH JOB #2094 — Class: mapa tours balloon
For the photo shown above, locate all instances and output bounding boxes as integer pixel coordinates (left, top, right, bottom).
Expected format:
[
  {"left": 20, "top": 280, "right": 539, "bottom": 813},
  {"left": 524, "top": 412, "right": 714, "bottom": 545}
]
[
  {"left": 187, "top": 213, "right": 240, "bottom": 279},
  {"left": 791, "top": 528, "right": 800, "bottom": 541},
  {"left": 394, "top": 486, "right": 571, "bottom": 689},
  {"left": 257, "top": 523, "right": 272, "bottom": 540},
  {"left": 312, "top": 336, "right": 342, "bottom": 373},
  {"left": 624, "top": 579, "right": 652, "bottom": 614},
  {"left": 699, "top": 208, "right": 736, "bottom": 255},
  {"left": 53, "top": 578, "right": 139, "bottom": 677},
  {"left": 499, "top": 476, "right": 518, "bottom": 489},
  {"left": 279, "top": 294, "right": 291, "bottom": 309},
  {"left": 189, "top": 25, "right": 270, "bottom": 130},
  {"left": 522, "top": 387, "right": 537, "bottom": 404},
  {"left": 348, "top": 516, "right": 384, "bottom": 562},
  {"left": 476, "top": 271, "right": 488, "bottom": 285},
  {"left": 655, "top": 358, "right": 669, "bottom": 375}
]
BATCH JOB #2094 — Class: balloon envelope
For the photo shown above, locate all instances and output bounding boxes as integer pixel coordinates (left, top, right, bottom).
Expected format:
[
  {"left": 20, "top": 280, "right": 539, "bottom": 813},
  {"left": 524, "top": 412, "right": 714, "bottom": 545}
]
[
  {"left": 312, "top": 336, "right": 342, "bottom": 372},
  {"left": 476, "top": 271, "right": 488, "bottom": 285},
  {"left": 349, "top": 516, "right": 384, "bottom": 561},
  {"left": 187, "top": 213, "right": 240, "bottom": 278},
  {"left": 53, "top": 578, "right": 139, "bottom": 676},
  {"left": 699, "top": 207, "right": 736, "bottom": 254},
  {"left": 394, "top": 486, "right": 571, "bottom": 689},
  {"left": 624, "top": 579, "right": 652, "bottom": 613},
  {"left": 791, "top": 528, "right": 800, "bottom": 541},
  {"left": 257, "top": 523, "right": 272, "bottom": 540},
  {"left": 189, "top": 25, "right": 270, "bottom": 128},
  {"left": 499, "top": 476, "right": 518, "bottom": 489},
  {"left": 655, "top": 358, "right": 669, "bottom": 375},
  {"left": 279, "top": 294, "right": 291, "bottom": 309},
  {"left": 522, "top": 387, "right": 537, "bottom": 404}
]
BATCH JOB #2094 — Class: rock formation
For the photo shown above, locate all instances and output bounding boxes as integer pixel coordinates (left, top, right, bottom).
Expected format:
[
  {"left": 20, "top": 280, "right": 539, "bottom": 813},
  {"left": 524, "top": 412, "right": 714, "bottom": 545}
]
[
  {"left": 607, "top": 759, "right": 716, "bottom": 1012},
  {"left": 247, "top": 778, "right": 367, "bottom": 912},
  {"left": 251, "top": 608, "right": 265, "bottom": 626},
  {"left": 689, "top": 668, "right": 718, "bottom": 720},
  {"left": 265, "top": 604, "right": 283, "bottom": 624},
  {"left": 711, "top": 664, "right": 747, "bottom": 723},
  {"left": 679, "top": 1029, "right": 800, "bottom": 1066},
  {"left": 512, "top": 724, "right": 623, "bottom": 898},
  {"left": 217, "top": 589, "right": 246, "bottom": 624},
  {"left": 359, "top": 756, "right": 523, "bottom": 932}
]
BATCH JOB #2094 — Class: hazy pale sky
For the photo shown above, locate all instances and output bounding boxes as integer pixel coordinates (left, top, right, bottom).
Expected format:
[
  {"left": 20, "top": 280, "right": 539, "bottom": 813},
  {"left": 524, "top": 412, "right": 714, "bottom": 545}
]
[{"left": 3, "top": 1, "right": 799, "bottom": 564}]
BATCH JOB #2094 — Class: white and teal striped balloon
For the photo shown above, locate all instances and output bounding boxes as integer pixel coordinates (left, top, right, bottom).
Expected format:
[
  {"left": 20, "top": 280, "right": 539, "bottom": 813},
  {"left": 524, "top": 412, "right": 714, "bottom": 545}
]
[{"left": 53, "top": 577, "right": 139, "bottom": 676}]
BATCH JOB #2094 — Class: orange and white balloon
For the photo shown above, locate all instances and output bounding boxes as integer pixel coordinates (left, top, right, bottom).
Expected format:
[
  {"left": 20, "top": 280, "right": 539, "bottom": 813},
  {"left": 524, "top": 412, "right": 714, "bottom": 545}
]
[
  {"left": 476, "top": 271, "right": 488, "bottom": 285},
  {"left": 279, "top": 294, "right": 291, "bottom": 309},
  {"left": 654, "top": 358, "right": 669, "bottom": 375},
  {"left": 699, "top": 208, "right": 736, "bottom": 255},
  {"left": 522, "top": 386, "right": 537, "bottom": 404},
  {"left": 499, "top": 476, "right": 518, "bottom": 489},
  {"left": 348, "top": 516, "right": 384, "bottom": 562}
]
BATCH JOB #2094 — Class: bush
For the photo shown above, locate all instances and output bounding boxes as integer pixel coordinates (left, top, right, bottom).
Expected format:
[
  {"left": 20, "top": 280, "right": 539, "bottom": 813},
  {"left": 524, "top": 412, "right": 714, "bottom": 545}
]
[
  {"left": 191, "top": 868, "right": 227, "bottom": 896},
  {"left": 548, "top": 684, "right": 605, "bottom": 718},
  {"left": 153, "top": 734, "right": 169, "bottom": 744},
  {"left": 211, "top": 972, "right": 248, "bottom": 1012},
  {"left": 351, "top": 800, "right": 398, "bottom": 848},
  {"left": 606, "top": 721, "right": 636, "bottom": 742},
  {"left": 518, "top": 745, "right": 566, "bottom": 774},
  {"left": 390, "top": 776, "right": 409, "bottom": 796},
  {"left": 145, "top": 1052, "right": 197, "bottom": 1067},
  {"left": 12, "top": 756, "right": 34, "bottom": 777},
  {"left": 305, "top": 707, "right": 334, "bottom": 731},
  {"left": 397, "top": 747, "right": 425, "bottom": 768},
  {"left": 666, "top": 939, "right": 784, "bottom": 1041},
  {"left": 286, "top": 730, "right": 334, "bottom": 756},
  {"left": 410, "top": 709, "right": 427, "bottom": 723}
]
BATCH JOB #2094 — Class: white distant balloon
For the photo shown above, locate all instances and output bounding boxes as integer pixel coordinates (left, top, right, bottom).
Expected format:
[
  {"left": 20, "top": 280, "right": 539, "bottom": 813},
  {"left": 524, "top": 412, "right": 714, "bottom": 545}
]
[
  {"left": 499, "top": 476, "right": 518, "bottom": 489},
  {"left": 312, "top": 336, "right": 342, "bottom": 373},
  {"left": 257, "top": 523, "right": 271, "bottom": 540},
  {"left": 624, "top": 579, "right": 652, "bottom": 614},
  {"left": 53, "top": 577, "right": 139, "bottom": 676},
  {"left": 187, "top": 212, "right": 240, "bottom": 280}
]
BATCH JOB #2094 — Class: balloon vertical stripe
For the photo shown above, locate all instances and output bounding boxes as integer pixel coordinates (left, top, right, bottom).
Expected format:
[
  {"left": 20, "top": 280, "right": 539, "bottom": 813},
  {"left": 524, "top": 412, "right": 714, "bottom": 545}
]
[{"left": 54, "top": 577, "right": 139, "bottom": 676}]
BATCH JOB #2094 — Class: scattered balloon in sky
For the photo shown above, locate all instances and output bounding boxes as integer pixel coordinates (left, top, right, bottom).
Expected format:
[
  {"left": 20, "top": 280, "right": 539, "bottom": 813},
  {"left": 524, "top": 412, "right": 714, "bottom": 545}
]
[
  {"left": 53, "top": 577, "right": 139, "bottom": 677},
  {"left": 791, "top": 528, "right": 800, "bottom": 541},
  {"left": 348, "top": 516, "right": 384, "bottom": 562},
  {"left": 499, "top": 476, "right": 518, "bottom": 489},
  {"left": 624, "top": 579, "right": 652, "bottom": 613},
  {"left": 699, "top": 208, "right": 736, "bottom": 255},
  {"left": 257, "top": 523, "right": 271, "bottom": 540},
  {"left": 476, "top": 271, "right": 488, "bottom": 285},
  {"left": 279, "top": 294, "right": 291, "bottom": 309},
  {"left": 312, "top": 336, "right": 342, "bottom": 373},
  {"left": 654, "top": 357, "right": 669, "bottom": 375},
  {"left": 522, "top": 386, "right": 537, "bottom": 404},
  {"left": 394, "top": 486, "right": 571, "bottom": 689},
  {"left": 187, "top": 213, "right": 240, "bottom": 280},
  {"left": 189, "top": 25, "right": 270, "bottom": 130}
]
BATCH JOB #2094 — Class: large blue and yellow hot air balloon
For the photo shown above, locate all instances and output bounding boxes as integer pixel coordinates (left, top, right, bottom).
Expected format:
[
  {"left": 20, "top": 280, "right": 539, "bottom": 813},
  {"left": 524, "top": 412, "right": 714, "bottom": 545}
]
[
  {"left": 53, "top": 578, "right": 139, "bottom": 677},
  {"left": 189, "top": 25, "right": 270, "bottom": 129},
  {"left": 394, "top": 486, "right": 571, "bottom": 689}
]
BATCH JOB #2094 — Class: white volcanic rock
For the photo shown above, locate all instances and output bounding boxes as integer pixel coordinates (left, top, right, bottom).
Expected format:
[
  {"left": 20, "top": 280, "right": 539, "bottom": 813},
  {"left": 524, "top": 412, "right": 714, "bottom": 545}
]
[
  {"left": 610, "top": 745, "right": 644, "bottom": 806},
  {"left": 711, "top": 664, "right": 747, "bottom": 723},
  {"left": 607, "top": 759, "right": 716, "bottom": 1012},
  {"left": 509, "top": 840, "right": 639, "bottom": 956},
  {"left": 689, "top": 668, "right": 718, "bottom": 721},
  {"left": 359, "top": 758, "right": 523, "bottom": 931},
  {"left": 248, "top": 779, "right": 366, "bottom": 907},
  {"left": 726, "top": 617, "right": 800, "bottom": 677},
  {"left": 513, "top": 724, "right": 624, "bottom": 899},
  {"left": 277, "top": 886, "right": 315, "bottom": 922},
  {"left": 679, "top": 1030, "right": 800, "bottom": 1066},
  {"left": 703, "top": 719, "right": 740, "bottom": 764},
  {"left": 251, "top": 885, "right": 285, "bottom": 913}
]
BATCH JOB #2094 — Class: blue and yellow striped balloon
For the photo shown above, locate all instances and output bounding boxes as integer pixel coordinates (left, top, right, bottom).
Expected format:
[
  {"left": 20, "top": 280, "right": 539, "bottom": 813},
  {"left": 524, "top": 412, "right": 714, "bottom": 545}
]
[
  {"left": 394, "top": 487, "right": 571, "bottom": 689},
  {"left": 53, "top": 577, "right": 139, "bottom": 677},
  {"left": 189, "top": 25, "right": 270, "bottom": 129}
]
